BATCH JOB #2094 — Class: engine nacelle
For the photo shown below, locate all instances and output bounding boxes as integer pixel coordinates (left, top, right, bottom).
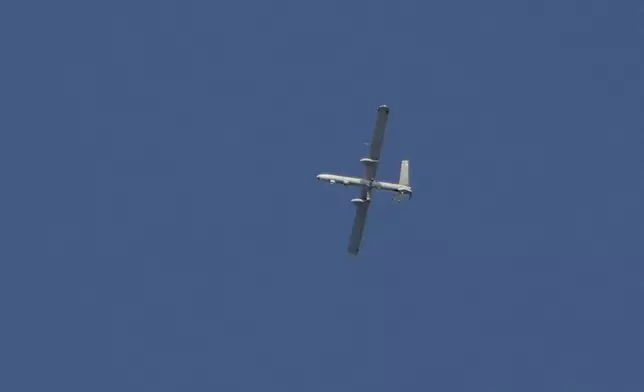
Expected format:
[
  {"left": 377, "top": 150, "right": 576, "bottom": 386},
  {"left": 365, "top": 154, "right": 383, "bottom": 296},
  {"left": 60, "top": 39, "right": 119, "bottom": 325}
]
[{"left": 351, "top": 198, "right": 366, "bottom": 204}]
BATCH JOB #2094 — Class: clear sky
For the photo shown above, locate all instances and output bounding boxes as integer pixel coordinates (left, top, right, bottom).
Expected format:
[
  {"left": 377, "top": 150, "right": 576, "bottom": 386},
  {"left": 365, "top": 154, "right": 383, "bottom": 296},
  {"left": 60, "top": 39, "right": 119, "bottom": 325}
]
[{"left": 1, "top": 0, "right": 643, "bottom": 390}]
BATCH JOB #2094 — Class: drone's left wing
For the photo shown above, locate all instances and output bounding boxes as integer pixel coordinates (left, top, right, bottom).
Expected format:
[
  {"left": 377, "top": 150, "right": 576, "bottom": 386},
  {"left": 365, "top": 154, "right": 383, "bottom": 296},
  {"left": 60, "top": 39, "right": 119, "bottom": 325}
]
[
  {"left": 363, "top": 105, "right": 390, "bottom": 181},
  {"left": 347, "top": 201, "right": 371, "bottom": 255}
]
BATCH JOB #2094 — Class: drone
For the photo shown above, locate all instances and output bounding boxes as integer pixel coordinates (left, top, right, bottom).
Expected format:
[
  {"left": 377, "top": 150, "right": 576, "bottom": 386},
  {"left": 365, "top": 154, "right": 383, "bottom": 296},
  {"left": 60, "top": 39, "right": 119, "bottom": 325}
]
[{"left": 317, "top": 105, "right": 412, "bottom": 255}]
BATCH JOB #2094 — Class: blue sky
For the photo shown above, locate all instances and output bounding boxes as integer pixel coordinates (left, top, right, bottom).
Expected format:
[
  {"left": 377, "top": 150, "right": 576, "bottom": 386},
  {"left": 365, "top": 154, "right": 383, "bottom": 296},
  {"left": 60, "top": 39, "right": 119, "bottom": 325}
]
[{"left": 1, "top": 0, "right": 642, "bottom": 390}]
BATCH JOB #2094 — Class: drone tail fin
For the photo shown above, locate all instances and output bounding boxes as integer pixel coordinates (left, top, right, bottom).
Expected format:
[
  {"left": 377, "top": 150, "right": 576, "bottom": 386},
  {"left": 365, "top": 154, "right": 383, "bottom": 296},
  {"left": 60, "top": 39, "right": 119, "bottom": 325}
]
[{"left": 398, "top": 160, "right": 410, "bottom": 186}]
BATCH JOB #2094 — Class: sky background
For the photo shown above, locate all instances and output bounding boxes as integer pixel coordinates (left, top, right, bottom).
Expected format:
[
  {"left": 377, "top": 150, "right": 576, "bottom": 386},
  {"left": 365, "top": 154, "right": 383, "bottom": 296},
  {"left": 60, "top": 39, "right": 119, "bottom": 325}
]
[{"left": 1, "top": 0, "right": 643, "bottom": 390}]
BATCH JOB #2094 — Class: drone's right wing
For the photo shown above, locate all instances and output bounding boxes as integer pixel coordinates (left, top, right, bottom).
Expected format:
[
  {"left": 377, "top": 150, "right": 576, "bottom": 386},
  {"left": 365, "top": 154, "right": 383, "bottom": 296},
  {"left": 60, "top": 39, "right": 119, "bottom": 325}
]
[
  {"left": 347, "top": 201, "right": 370, "bottom": 256},
  {"left": 363, "top": 105, "right": 390, "bottom": 181}
]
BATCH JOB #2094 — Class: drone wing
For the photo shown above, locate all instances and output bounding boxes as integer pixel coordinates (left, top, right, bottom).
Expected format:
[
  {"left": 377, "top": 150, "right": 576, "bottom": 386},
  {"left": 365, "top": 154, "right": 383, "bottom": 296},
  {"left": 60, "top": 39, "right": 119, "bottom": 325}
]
[
  {"left": 347, "top": 200, "right": 370, "bottom": 255},
  {"left": 363, "top": 105, "right": 390, "bottom": 181}
]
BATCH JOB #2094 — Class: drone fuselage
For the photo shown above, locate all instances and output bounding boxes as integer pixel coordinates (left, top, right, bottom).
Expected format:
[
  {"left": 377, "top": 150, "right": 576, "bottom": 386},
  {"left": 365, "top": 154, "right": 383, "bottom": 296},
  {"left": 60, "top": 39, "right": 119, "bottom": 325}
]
[{"left": 316, "top": 173, "right": 412, "bottom": 195}]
